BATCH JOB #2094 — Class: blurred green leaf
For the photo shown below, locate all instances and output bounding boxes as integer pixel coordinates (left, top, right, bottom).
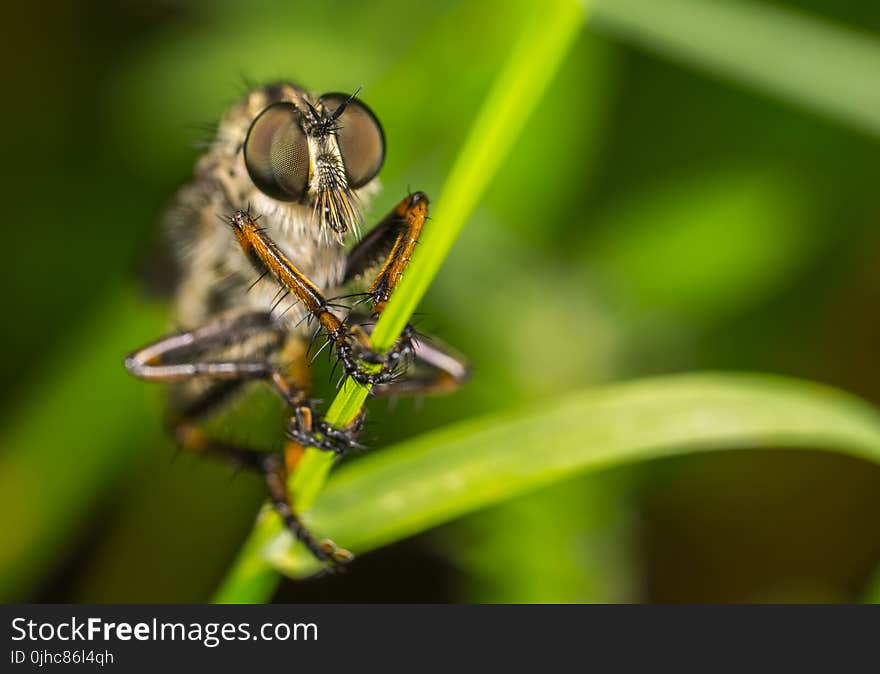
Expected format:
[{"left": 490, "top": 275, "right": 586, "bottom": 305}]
[
  {"left": 484, "top": 32, "right": 616, "bottom": 243},
  {"left": 0, "top": 289, "right": 166, "bottom": 600},
  {"left": 448, "top": 474, "right": 637, "bottom": 603},
  {"left": 255, "top": 373, "right": 880, "bottom": 581},
  {"left": 592, "top": 0, "right": 880, "bottom": 137},
  {"left": 586, "top": 166, "right": 817, "bottom": 323}
]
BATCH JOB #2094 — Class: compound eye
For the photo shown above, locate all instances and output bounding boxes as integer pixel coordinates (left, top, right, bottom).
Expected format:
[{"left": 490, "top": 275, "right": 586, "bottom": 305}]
[
  {"left": 244, "top": 102, "right": 310, "bottom": 201},
  {"left": 320, "top": 93, "right": 385, "bottom": 188}
]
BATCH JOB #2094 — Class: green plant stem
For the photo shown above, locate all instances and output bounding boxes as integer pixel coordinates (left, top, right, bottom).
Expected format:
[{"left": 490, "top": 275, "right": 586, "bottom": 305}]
[{"left": 213, "top": 0, "right": 585, "bottom": 604}]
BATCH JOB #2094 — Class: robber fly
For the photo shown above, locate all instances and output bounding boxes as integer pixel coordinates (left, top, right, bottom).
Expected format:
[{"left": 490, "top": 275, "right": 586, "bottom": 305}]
[{"left": 125, "top": 82, "right": 469, "bottom": 565}]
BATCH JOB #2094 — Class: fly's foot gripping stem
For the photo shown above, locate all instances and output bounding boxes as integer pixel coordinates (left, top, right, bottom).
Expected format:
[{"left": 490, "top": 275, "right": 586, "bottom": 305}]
[
  {"left": 286, "top": 401, "right": 366, "bottom": 457},
  {"left": 333, "top": 323, "right": 416, "bottom": 387}
]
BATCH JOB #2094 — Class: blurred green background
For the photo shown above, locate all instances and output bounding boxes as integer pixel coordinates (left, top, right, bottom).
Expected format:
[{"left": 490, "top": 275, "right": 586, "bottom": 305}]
[{"left": 2, "top": 0, "right": 880, "bottom": 603}]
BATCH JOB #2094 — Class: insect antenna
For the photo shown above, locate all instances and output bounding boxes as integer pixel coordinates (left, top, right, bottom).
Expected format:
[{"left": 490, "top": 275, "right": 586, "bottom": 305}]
[{"left": 327, "top": 86, "right": 362, "bottom": 122}]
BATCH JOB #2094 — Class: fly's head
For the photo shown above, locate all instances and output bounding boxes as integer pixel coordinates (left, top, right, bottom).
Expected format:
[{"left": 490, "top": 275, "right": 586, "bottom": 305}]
[{"left": 241, "top": 84, "right": 385, "bottom": 240}]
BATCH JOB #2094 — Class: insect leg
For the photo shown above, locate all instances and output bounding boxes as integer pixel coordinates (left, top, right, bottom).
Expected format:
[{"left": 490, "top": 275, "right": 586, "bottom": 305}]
[
  {"left": 370, "top": 332, "right": 470, "bottom": 397},
  {"left": 344, "top": 193, "right": 470, "bottom": 396},
  {"left": 286, "top": 402, "right": 366, "bottom": 457},
  {"left": 124, "top": 311, "right": 284, "bottom": 388},
  {"left": 125, "top": 315, "right": 353, "bottom": 564},
  {"left": 228, "top": 208, "right": 414, "bottom": 386},
  {"left": 172, "top": 418, "right": 352, "bottom": 565},
  {"left": 343, "top": 191, "right": 426, "bottom": 306},
  {"left": 344, "top": 191, "right": 429, "bottom": 314}
]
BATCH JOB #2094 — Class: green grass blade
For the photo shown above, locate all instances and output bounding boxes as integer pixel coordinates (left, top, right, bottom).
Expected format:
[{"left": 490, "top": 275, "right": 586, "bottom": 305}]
[
  {"left": 592, "top": 0, "right": 880, "bottom": 137},
  {"left": 326, "top": 0, "right": 586, "bottom": 417},
  {"left": 213, "top": 0, "right": 586, "bottom": 603},
  {"left": 262, "top": 373, "right": 880, "bottom": 580},
  {"left": 368, "top": 0, "right": 586, "bottom": 348}
]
